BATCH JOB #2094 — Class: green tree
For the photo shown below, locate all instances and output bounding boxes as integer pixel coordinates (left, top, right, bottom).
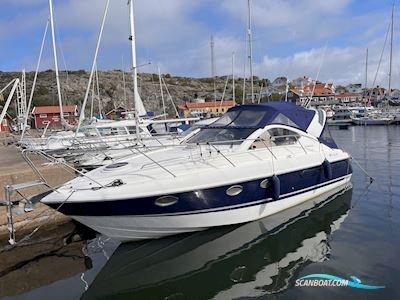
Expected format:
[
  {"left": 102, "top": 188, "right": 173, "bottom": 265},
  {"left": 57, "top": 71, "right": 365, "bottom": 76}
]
[
  {"left": 270, "top": 93, "right": 284, "bottom": 101},
  {"left": 234, "top": 86, "right": 244, "bottom": 101}
]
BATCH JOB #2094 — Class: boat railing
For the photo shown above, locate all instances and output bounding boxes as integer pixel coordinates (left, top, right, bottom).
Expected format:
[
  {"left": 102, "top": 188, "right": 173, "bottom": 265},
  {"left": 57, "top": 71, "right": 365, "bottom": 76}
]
[
  {"left": 21, "top": 149, "right": 105, "bottom": 188},
  {"left": 24, "top": 133, "right": 323, "bottom": 180},
  {"left": 128, "top": 134, "right": 322, "bottom": 175}
]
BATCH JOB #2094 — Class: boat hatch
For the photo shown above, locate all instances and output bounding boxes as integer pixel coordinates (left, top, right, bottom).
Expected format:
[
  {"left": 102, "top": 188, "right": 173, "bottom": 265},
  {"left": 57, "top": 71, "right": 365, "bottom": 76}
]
[{"left": 105, "top": 162, "right": 129, "bottom": 170}]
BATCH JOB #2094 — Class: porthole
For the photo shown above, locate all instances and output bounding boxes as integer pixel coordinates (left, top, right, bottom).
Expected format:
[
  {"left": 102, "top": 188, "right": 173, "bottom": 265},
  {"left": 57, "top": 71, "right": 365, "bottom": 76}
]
[
  {"left": 155, "top": 196, "right": 179, "bottom": 207},
  {"left": 260, "top": 179, "right": 269, "bottom": 189},
  {"left": 226, "top": 185, "right": 243, "bottom": 196}
]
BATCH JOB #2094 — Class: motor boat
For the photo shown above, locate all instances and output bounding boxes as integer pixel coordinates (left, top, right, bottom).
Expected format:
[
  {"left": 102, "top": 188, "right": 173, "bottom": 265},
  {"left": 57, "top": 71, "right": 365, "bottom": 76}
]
[
  {"left": 73, "top": 117, "right": 219, "bottom": 171},
  {"left": 351, "top": 110, "right": 395, "bottom": 125},
  {"left": 326, "top": 105, "right": 379, "bottom": 126},
  {"left": 19, "top": 116, "right": 199, "bottom": 153},
  {"left": 41, "top": 102, "right": 352, "bottom": 241},
  {"left": 81, "top": 184, "right": 352, "bottom": 299},
  {"left": 327, "top": 106, "right": 353, "bottom": 126}
]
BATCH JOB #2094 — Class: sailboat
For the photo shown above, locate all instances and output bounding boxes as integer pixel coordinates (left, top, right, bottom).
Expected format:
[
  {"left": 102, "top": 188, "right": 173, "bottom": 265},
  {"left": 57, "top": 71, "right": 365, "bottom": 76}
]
[
  {"left": 19, "top": 0, "right": 199, "bottom": 158},
  {"left": 352, "top": 5, "right": 396, "bottom": 125}
]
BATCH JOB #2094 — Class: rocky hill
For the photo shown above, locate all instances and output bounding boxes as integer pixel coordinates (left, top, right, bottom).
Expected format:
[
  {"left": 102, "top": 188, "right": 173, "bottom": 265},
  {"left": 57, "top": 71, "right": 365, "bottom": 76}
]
[{"left": 0, "top": 70, "right": 271, "bottom": 117}]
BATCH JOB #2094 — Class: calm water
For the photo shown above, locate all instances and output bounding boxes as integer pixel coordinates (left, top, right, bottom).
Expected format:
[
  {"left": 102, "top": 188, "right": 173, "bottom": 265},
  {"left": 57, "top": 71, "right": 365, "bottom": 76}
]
[{"left": 1, "top": 126, "right": 400, "bottom": 300}]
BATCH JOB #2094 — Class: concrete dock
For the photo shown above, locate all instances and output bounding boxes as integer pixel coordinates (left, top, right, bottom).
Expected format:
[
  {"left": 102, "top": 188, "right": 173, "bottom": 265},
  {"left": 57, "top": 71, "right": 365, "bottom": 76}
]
[
  {"left": 0, "top": 145, "right": 75, "bottom": 244},
  {"left": 0, "top": 143, "right": 99, "bottom": 298}
]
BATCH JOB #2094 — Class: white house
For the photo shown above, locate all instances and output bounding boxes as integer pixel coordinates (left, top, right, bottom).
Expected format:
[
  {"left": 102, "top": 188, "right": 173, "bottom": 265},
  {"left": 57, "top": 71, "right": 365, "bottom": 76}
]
[
  {"left": 389, "top": 89, "right": 400, "bottom": 101},
  {"left": 291, "top": 76, "right": 314, "bottom": 88},
  {"left": 272, "top": 77, "right": 288, "bottom": 88},
  {"left": 346, "top": 84, "right": 362, "bottom": 94}
]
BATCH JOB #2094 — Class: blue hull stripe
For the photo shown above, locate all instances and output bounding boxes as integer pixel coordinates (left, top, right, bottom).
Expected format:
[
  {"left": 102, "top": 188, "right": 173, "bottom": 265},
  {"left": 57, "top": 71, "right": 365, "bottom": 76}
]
[
  {"left": 47, "top": 159, "right": 352, "bottom": 217},
  {"left": 124, "top": 175, "right": 349, "bottom": 217}
]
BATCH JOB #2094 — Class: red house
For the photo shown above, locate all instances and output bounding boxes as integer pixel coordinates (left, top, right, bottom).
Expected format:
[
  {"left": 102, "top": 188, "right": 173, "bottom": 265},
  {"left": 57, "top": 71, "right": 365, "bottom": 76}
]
[
  {"left": 0, "top": 113, "right": 12, "bottom": 132},
  {"left": 105, "top": 106, "right": 128, "bottom": 120},
  {"left": 32, "top": 105, "right": 78, "bottom": 129}
]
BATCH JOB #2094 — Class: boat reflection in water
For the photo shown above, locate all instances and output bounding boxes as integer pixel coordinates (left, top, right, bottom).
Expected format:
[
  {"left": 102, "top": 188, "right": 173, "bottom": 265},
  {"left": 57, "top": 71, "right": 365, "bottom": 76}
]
[{"left": 83, "top": 183, "right": 353, "bottom": 299}]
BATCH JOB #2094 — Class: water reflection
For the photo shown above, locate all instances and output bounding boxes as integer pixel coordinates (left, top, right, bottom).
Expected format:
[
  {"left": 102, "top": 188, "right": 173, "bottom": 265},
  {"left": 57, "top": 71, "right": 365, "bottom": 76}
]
[
  {"left": 0, "top": 223, "right": 95, "bottom": 299},
  {"left": 83, "top": 184, "right": 353, "bottom": 300}
]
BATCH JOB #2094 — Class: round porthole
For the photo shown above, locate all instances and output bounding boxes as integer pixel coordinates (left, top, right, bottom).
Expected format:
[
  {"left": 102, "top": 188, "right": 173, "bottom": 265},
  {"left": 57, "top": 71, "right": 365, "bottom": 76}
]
[
  {"left": 260, "top": 179, "right": 269, "bottom": 189},
  {"left": 226, "top": 185, "right": 243, "bottom": 196},
  {"left": 155, "top": 196, "right": 179, "bottom": 207}
]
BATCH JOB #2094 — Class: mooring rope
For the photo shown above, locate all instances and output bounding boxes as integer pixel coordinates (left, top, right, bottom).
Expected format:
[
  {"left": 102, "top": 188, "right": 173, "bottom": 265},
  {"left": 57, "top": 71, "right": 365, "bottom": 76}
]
[
  {"left": 15, "top": 190, "right": 76, "bottom": 245},
  {"left": 350, "top": 156, "right": 374, "bottom": 183}
]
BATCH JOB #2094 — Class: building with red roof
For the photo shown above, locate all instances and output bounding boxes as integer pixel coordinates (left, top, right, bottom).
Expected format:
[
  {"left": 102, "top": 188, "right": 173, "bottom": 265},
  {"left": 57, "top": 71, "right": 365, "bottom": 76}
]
[
  {"left": 32, "top": 105, "right": 78, "bottom": 129},
  {"left": 335, "top": 93, "right": 362, "bottom": 103},
  {"left": 177, "top": 100, "right": 236, "bottom": 118},
  {"left": 0, "top": 113, "right": 12, "bottom": 132},
  {"left": 287, "top": 82, "right": 336, "bottom": 104}
]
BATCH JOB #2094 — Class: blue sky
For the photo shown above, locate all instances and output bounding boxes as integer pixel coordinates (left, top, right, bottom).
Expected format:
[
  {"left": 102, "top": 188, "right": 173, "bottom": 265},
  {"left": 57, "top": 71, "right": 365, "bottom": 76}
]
[{"left": 0, "top": 0, "right": 398, "bottom": 85}]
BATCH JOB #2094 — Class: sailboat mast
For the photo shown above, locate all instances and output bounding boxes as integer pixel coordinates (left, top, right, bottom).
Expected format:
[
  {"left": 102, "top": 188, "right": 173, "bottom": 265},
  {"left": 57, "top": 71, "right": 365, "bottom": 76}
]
[
  {"left": 232, "top": 52, "right": 235, "bottom": 103},
  {"left": 210, "top": 35, "right": 216, "bottom": 103},
  {"left": 74, "top": 0, "right": 109, "bottom": 138},
  {"left": 388, "top": 3, "right": 394, "bottom": 100},
  {"left": 365, "top": 48, "right": 368, "bottom": 91},
  {"left": 95, "top": 64, "right": 102, "bottom": 116},
  {"left": 158, "top": 66, "right": 167, "bottom": 119},
  {"left": 128, "top": 0, "right": 141, "bottom": 139},
  {"left": 247, "top": 0, "right": 254, "bottom": 103},
  {"left": 121, "top": 56, "right": 128, "bottom": 110},
  {"left": 21, "top": 19, "right": 49, "bottom": 140},
  {"left": 48, "top": 0, "right": 64, "bottom": 121}
]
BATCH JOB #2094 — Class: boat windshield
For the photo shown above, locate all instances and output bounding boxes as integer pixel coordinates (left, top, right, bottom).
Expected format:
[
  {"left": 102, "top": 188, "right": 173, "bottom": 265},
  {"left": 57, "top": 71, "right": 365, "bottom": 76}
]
[
  {"left": 210, "top": 110, "right": 266, "bottom": 127},
  {"left": 186, "top": 128, "right": 256, "bottom": 144}
]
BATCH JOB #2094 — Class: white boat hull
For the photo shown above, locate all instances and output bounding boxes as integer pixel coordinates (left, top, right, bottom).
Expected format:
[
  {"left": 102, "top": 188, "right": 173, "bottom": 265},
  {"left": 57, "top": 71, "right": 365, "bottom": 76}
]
[
  {"left": 72, "top": 174, "right": 351, "bottom": 241},
  {"left": 352, "top": 119, "right": 392, "bottom": 125}
]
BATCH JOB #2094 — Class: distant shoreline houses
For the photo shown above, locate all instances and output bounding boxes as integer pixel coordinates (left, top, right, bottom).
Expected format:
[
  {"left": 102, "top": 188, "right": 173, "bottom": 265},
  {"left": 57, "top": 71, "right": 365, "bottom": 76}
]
[
  {"left": 270, "top": 76, "right": 394, "bottom": 106},
  {"left": 174, "top": 75, "right": 395, "bottom": 118},
  {"left": 178, "top": 99, "right": 235, "bottom": 118},
  {"left": 23, "top": 75, "right": 396, "bottom": 126}
]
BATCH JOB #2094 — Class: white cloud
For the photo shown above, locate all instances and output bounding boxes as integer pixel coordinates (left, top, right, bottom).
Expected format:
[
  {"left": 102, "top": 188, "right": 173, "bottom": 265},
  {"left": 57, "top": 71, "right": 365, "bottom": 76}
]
[{"left": 1, "top": 0, "right": 398, "bottom": 87}]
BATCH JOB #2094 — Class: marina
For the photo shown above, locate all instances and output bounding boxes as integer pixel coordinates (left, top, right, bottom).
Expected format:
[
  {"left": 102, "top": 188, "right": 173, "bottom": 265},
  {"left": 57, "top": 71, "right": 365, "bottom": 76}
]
[
  {"left": 1, "top": 0, "right": 400, "bottom": 299},
  {"left": 0, "top": 126, "right": 399, "bottom": 299}
]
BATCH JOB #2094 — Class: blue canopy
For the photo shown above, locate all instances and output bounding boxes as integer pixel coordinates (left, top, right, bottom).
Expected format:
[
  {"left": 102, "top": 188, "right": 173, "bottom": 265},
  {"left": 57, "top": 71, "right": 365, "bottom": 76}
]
[{"left": 207, "top": 102, "right": 316, "bottom": 132}]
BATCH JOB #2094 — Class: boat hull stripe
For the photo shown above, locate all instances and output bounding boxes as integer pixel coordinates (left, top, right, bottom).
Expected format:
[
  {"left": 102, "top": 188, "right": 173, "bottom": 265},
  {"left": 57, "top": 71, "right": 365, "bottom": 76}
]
[{"left": 47, "top": 159, "right": 352, "bottom": 216}]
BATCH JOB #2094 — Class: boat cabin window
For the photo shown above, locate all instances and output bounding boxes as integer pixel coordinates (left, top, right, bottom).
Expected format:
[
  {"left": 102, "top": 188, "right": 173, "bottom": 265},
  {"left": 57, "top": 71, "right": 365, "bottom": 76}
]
[
  {"left": 271, "top": 113, "right": 299, "bottom": 128},
  {"left": 187, "top": 128, "right": 256, "bottom": 145},
  {"left": 211, "top": 111, "right": 240, "bottom": 126},
  {"left": 230, "top": 110, "right": 266, "bottom": 127},
  {"left": 250, "top": 128, "right": 299, "bottom": 149},
  {"left": 250, "top": 131, "right": 274, "bottom": 149},
  {"left": 268, "top": 128, "right": 299, "bottom": 146},
  {"left": 210, "top": 110, "right": 265, "bottom": 127},
  {"left": 317, "top": 109, "right": 325, "bottom": 125}
]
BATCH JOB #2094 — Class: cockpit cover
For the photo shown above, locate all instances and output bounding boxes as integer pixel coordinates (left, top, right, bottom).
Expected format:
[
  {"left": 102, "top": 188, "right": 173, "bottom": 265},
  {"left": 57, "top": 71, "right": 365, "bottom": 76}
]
[{"left": 209, "top": 102, "right": 316, "bottom": 132}]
